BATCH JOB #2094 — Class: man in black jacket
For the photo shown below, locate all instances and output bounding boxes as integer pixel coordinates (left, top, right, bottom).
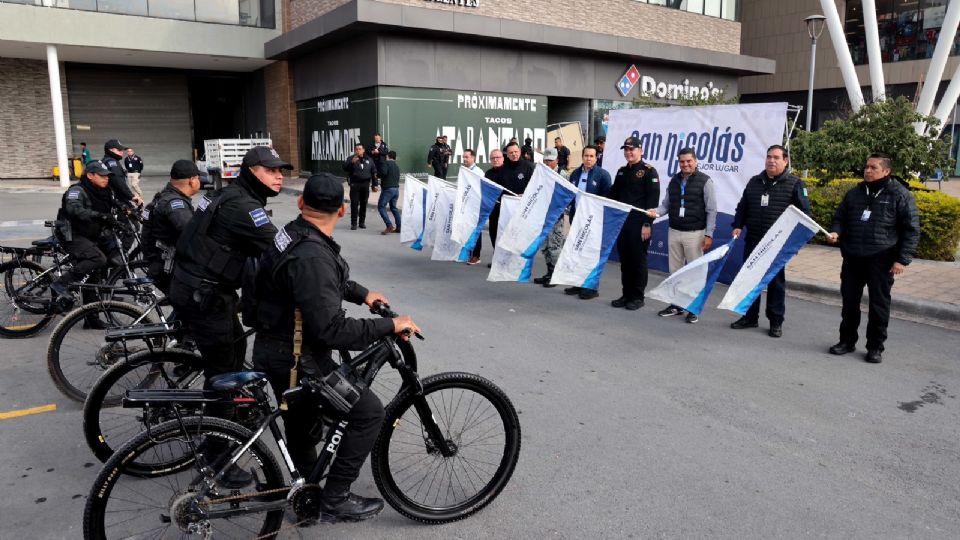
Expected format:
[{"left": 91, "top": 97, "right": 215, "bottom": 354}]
[
  {"left": 826, "top": 153, "right": 920, "bottom": 363},
  {"left": 730, "top": 145, "right": 810, "bottom": 338},
  {"left": 252, "top": 173, "right": 419, "bottom": 522},
  {"left": 101, "top": 139, "right": 140, "bottom": 206},
  {"left": 343, "top": 143, "right": 379, "bottom": 230},
  {"left": 123, "top": 148, "right": 145, "bottom": 200},
  {"left": 605, "top": 137, "right": 661, "bottom": 307},
  {"left": 489, "top": 142, "right": 534, "bottom": 248},
  {"left": 426, "top": 136, "right": 452, "bottom": 179},
  {"left": 140, "top": 160, "right": 201, "bottom": 293},
  {"left": 368, "top": 133, "right": 388, "bottom": 175}
]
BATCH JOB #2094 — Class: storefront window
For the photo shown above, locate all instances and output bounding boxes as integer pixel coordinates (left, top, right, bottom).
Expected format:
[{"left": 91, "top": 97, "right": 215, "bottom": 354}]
[
  {"left": 0, "top": 0, "right": 275, "bottom": 28},
  {"left": 635, "top": 0, "right": 739, "bottom": 22},
  {"left": 846, "top": 0, "right": 955, "bottom": 64}
]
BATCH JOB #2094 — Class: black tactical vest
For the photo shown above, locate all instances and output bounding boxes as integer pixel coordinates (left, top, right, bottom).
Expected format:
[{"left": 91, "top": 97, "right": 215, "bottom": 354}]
[{"left": 174, "top": 188, "right": 247, "bottom": 287}]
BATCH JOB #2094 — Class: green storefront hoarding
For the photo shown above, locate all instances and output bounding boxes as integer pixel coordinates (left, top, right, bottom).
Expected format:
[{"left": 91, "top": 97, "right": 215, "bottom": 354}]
[{"left": 297, "top": 86, "right": 548, "bottom": 179}]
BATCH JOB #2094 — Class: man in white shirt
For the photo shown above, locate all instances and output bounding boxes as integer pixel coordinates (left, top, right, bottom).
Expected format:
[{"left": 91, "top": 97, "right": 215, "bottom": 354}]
[{"left": 463, "top": 149, "right": 484, "bottom": 265}]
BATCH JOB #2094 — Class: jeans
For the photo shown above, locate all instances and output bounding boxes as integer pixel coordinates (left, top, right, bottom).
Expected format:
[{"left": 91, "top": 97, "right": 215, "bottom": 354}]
[{"left": 377, "top": 187, "right": 401, "bottom": 228}]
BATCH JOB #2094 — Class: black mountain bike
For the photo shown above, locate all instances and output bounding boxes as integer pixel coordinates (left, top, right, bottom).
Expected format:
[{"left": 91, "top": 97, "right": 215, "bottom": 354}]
[{"left": 84, "top": 302, "right": 521, "bottom": 538}]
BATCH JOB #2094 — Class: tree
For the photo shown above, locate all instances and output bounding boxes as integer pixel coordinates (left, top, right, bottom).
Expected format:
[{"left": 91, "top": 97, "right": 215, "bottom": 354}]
[{"left": 791, "top": 96, "right": 954, "bottom": 182}]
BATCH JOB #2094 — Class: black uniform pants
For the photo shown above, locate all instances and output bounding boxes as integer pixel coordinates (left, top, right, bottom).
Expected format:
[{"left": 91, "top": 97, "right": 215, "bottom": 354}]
[
  {"left": 617, "top": 214, "right": 650, "bottom": 301},
  {"left": 488, "top": 205, "right": 501, "bottom": 248},
  {"left": 168, "top": 278, "right": 246, "bottom": 380},
  {"left": 839, "top": 250, "right": 896, "bottom": 351},
  {"left": 349, "top": 184, "right": 370, "bottom": 226},
  {"left": 742, "top": 239, "right": 786, "bottom": 325},
  {"left": 432, "top": 164, "right": 448, "bottom": 179},
  {"left": 59, "top": 235, "right": 115, "bottom": 308}
]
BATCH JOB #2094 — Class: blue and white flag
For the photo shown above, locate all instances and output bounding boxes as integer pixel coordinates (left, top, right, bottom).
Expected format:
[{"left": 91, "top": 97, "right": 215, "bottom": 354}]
[
  {"left": 718, "top": 205, "right": 824, "bottom": 314},
  {"left": 549, "top": 192, "right": 634, "bottom": 290},
  {"left": 422, "top": 176, "right": 454, "bottom": 249},
  {"left": 400, "top": 175, "right": 428, "bottom": 250},
  {"left": 648, "top": 238, "right": 736, "bottom": 315},
  {"left": 429, "top": 181, "right": 463, "bottom": 262},
  {"left": 487, "top": 195, "right": 534, "bottom": 283},
  {"left": 451, "top": 167, "right": 503, "bottom": 259},
  {"left": 497, "top": 163, "right": 578, "bottom": 258}
]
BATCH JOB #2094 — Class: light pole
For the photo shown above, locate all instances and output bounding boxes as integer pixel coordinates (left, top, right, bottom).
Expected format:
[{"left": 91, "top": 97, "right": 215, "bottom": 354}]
[{"left": 804, "top": 14, "right": 826, "bottom": 133}]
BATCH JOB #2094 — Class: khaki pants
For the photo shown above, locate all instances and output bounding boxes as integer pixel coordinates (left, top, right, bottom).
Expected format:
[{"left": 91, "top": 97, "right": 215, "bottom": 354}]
[
  {"left": 127, "top": 172, "right": 143, "bottom": 199},
  {"left": 668, "top": 228, "right": 705, "bottom": 273}
]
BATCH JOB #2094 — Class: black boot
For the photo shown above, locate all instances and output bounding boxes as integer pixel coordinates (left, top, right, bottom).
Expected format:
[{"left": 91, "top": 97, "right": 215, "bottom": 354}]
[{"left": 317, "top": 490, "right": 384, "bottom": 523}]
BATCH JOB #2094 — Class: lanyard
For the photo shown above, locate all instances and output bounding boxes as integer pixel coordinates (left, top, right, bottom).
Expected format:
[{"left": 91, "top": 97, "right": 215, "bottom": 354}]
[
  {"left": 865, "top": 184, "right": 885, "bottom": 209},
  {"left": 679, "top": 178, "right": 686, "bottom": 207}
]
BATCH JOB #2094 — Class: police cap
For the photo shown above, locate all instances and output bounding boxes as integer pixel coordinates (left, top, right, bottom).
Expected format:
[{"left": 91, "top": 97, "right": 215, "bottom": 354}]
[
  {"left": 84, "top": 160, "right": 112, "bottom": 176},
  {"left": 303, "top": 173, "right": 344, "bottom": 212},
  {"left": 620, "top": 136, "right": 642, "bottom": 150},
  {"left": 104, "top": 139, "right": 129, "bottom": 152},
  {"left": 242, "top": 146, "right": 293, "bottom": 170},
  {"left": 170, "top": 159, "right": 203, "bottom": 180}
]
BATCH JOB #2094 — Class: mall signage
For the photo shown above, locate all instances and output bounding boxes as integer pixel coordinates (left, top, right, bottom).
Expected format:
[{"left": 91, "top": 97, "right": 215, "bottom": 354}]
[
  {"left": 617, "top": 64, "right": 723, "bottom": 101},
  {"left": 424, "top": 0, "right": 480, "bottom": 7}
]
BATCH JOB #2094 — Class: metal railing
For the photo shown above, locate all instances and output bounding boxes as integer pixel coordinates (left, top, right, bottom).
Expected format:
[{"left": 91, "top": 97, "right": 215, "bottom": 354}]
[{"left": 0, "top": 0, "right": 276, "bottom": 29}]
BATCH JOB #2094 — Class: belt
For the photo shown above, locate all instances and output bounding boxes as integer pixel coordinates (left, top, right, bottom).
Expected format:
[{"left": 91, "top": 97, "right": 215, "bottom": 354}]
[{"left": 172, "top": 265, "right": 219, "bottom": 290}]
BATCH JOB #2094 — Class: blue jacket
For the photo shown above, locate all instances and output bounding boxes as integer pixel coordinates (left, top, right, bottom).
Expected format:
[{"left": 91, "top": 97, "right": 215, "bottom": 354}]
[{"left": 568, "top": 165, "right": 612, "bottom": 197}]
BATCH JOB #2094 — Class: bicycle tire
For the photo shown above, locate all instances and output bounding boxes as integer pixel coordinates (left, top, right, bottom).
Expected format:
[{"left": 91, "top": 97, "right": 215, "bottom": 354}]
[
  {"left": 83, "top": 348, "right": 204, "bottom": 470},
  {"left": 371, "top": 371, "right": 521, "bottom": 524},
  {"left": 0, "top": 259, "right": 57, "bottom": 338},
  {"left": 83, "top": 416, "right": 285, "bottom": 540},
  {"left": 46, "top": 300, "right": 155, "bottom": 402}
]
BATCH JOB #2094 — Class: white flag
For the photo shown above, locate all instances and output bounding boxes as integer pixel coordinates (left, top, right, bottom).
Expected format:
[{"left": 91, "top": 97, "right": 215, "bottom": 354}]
[
  {"left": 550, "top": 192, "right": 633, "bottom": 289},
  {"left": 400, "top": 175, "right": 428, "bottom": 249},
  {"left": 487, "top": 195, "right": 534, "bottom": 282},
  {"left": 422, "top": 175, "right": 455, "bottom": 248},
  {"left": 497, "top": 164, "right": 578, "bottom": 257},
  {"left": 648, "top": 239, "right": 735, "bottom": 316},
  {"left": 430, "top": 182, "right": 463, "bottom": 261},
  {"left": 451, "top": 167, "right": 503, "bottom": 251}
]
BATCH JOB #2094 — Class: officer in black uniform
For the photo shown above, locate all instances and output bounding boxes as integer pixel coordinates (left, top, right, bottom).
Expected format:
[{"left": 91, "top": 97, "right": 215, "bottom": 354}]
[
  {"left": 426, "top": 135, "right": 452, "bottom": 179},
  {"left": 101, "top": 139, "right": 139, "bottom": 206},
  {"left": 169, "top": 146, "right": 289, "bottom": 379},
  {"left": 606, "top": 136, "right": 661, "bottom": 305},
  {"left": 140, "top": 160, "right": 202, "bottom": 294},
  {"left": 342, "top": 143, "right": 379, "bottom": 230},
  {"left": 252, "top": 173, "right": 420, "bottom": 522},
  {"left": 826, "top": 153, "right": 919, "bottom": 363},
  {"left": 50, "top": 160, "right": 122, "bottom": 325},
  {"left": 730, "top": 144, "right": 810, "bottom": 338}
]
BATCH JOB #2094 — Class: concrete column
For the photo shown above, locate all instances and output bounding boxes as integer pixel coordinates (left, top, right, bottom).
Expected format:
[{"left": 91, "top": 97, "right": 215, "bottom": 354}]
[
  {"left": 933, "top": 63, "right": 960, "bottom": 132},
  {"left": 862, "top": 0, "right": 885, "bottom": 101},
  {"left": 917, "top": 0, "right": 960, "bottom": 119},
  {"left": 819, "top": 0, "right": 864, "bottom": 111},
  {"left": 46, "top": 44, "right": 70, "bottom": 188}
]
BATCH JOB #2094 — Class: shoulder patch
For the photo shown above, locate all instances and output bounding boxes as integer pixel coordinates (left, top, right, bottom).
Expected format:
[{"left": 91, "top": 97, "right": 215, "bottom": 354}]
[
  {"left": 197, "top": 195, "right": 212, "bottom": 211},
  {"left": 104, "top": 158, "right": 117, "bottom": 166},
  {"left": 249, "top": 208, "right": 270, "bottom": 228},
  {"left": 141, "top": 209, "right": 150, "bottom": 220},
  {"left": 274, "top": 227, "right": 293, "bottom": 252},
  {"left": 67, "top": 189, "right": 81, "bottom": 200},
  {"left": 170, "top": 199, "right": 186, "bottom": 210}
]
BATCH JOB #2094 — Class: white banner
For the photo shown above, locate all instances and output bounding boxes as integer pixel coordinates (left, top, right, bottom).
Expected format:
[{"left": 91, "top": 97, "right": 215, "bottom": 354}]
[
  {"left": 429, "top": 182, "right": 463, "bottom": 261},
  {"left": 423, "top": 175, "right": 455, "bottom": 248},
  {"left": 487, "top": 195, "right": 534, "bottom": 282},
  {"left": 603, "top": 103, "right": 788, "bottom": 281},
  {"left": 400, "top": 175, "right": 428, "bottom": 248}
]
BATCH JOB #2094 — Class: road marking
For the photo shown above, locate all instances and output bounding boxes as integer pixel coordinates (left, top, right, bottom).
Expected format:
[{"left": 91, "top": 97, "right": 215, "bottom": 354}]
[
  {"left": 0, "top": 403, "right": 57, "bottom": 420},
  {"left": 0, "top": 219, "right": 47, "bottom": 228}
]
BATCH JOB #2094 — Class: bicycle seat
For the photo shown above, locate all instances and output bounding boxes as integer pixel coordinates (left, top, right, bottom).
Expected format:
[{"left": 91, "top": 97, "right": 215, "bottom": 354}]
[
  {"left": 122, "top": 277, "right": 153, "bottom": 287},
  {"left": 103, "top": 322, "right": 181, "bottom": 343},
  {"left": 208, "top": 371, "right": 267, "bottom": 391},
  {"left": 31, "top": 236, "right": 58, "bottom": 248}
]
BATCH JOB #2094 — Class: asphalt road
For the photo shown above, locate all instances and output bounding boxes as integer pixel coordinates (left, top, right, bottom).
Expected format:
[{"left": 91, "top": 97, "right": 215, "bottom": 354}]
[{"left": 1, "top": 179, "right": 958, "bottom": 539}]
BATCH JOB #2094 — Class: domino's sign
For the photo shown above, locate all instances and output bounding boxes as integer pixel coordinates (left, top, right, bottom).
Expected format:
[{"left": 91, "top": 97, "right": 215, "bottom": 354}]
[{"left": 617, "top": 64, "right": 724, "bottom": 100}]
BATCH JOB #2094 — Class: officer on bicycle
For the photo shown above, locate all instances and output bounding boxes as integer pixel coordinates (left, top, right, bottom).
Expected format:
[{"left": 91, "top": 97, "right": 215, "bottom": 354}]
[
  {"left": 101, "top": 139, "right": 141, "bottom": 206},
  {"left": 139, "top": 160, "right": 202, "bottom": 294},
  {"left": 50, "top": 160, "right": 123, "bottom": 327},
  {"left": 252, "top": 173, "right": 419, "bottom": 523},
  {"left": 169, "top": 146, "right": 288, "bottom": 381}
]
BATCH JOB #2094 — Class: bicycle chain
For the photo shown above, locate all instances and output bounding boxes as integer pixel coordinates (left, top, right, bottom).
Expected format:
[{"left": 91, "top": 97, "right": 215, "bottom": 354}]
[{"left": 195, "top": 484, "right": 323, "bottom": 540}]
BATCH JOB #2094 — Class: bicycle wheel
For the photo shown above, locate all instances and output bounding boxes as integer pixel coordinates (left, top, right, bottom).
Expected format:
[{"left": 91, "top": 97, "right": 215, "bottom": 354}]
[
  {"left": 83, "top": 416, "right": 286, "bottom": 539},
  {"left": 47, "top": 300, "right": 156, "bottom": 402},
  {"left": 0, "top": 259, "right": 57, "bottom": 338},
  {"left": 83, "top": 349, "right": 205, "bottom": 469},
  {"left": 371, "top": 372, "right": 521, "bottom": 524}
]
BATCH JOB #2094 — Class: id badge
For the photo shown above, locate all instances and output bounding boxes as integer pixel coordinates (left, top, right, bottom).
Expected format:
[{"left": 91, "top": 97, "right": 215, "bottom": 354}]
[
  {"left": 760, "top": 194, "right": 770, "bottom": 207},
  {"left": 861, "top": 209, "right": 871, "bottom": 222},
  {"left": 679, "top": 208, "right": 686, "bottom": 217}
]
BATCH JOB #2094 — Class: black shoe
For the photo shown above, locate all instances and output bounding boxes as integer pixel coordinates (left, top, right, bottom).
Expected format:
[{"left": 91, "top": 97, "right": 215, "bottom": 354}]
[
  {"left": 542, "top": 282, "right": 557, "bottom": 288},
  {"left": 318, "top": 491, "right": 385, "bottom": 523},
  {"left": 350, "top": 224, "right": 357, "bottom": 230},
  {"left": 730, "top": 317, "right": 758, "bottom": 330},
  {"left": 533, "top": 275, "right": 551, "bottom": 285},
  {"left": 564, "top": 287, "right": 582, "bottom": 296},
  {"left": 578, "top": 289, "right": 599, "bottom": 300},
  {"left": 624, "top": 299, "right": 643, "bottom": 311},
  {"left": 611, "top": 296, "right": 628, "bottom": 308},
  {"left": 829, "top": 342, "right": 856, "bottom": 355},
  {"left": 217, "top": 464, "right": 255, "bottom": 489},
  {"left": 658, "top": 305, "right": 684, "bottom": 317},
  {"left": 83, "top": 318, "right": 109, "bottom": 330},
  {"left": 865, "top": 349, "right": 882, "bottom": 363},
  {"left": 768, "top": 325, "right": 782, "bottom": 338},
  {"left": 486, "top": 263, "right": 492, "bottom": 268},
  {"left": 685, "top": 312, "right": 699, "bottom": 324},
  {"left": 359, "top": 223, "right": 366, "bottom": 229}
]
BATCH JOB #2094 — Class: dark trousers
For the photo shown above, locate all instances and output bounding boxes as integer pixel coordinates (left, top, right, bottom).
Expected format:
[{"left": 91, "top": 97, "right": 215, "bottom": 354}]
[
  {"left": 617, "top": 214, "right": 650, "bottom": 301},
  {"left": 58, "top": 235, "right": 112, "bottom": 309},
  {"left": 432, "top": 164, "right": 448, "bottom": 179},
  {"left": 743, "top": 240, "right": 786, "bottom": 325},
  {"left": 839, "top": 250, "right": 896, "bottom": 351},
  {"left": 349, "top": 184, "right": 370, "bottom": 226},
  {"left": 488, "top": 205, "right": 501, "bottom": 248},
  {"left": 471, "top": 235, "right": 482, "bottom": 258},
  {"left": 168, "top": 278, "right": 246, "bottom": 380}
]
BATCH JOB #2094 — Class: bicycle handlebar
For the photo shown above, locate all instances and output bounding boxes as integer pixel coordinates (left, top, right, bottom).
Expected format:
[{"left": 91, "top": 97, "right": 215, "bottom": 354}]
[{"left": 370, "top": 300, "right": 424, "bottom": 341}]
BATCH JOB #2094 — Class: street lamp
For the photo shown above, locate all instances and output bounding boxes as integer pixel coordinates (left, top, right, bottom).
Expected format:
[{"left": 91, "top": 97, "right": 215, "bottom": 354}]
[{"left": 804, "top": 14, "right": 827, "bottom": 133}]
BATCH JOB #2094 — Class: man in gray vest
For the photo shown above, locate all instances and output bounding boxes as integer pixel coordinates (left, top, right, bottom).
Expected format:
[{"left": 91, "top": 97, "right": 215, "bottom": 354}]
[
  {"left": 648, "top": 147, "right": 717, "bottom": 323},
  {"left": 730, "top": 145, "right": 809, "bottom": 338}
]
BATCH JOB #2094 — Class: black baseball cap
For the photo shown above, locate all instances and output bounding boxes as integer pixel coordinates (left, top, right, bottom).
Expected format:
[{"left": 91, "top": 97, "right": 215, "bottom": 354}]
[
  {"left": 303, "top": 173, "right": 344, "bottom": 212},
  {"left": 594, "top": 135, "right": 606, "bottom": 144},
  {"left": 170, "top": 159, "right": 203, "bottom": 180},
  {"left": 84, "top": 160, "right": 111, "bottom": 176},
  {"left": 104, "top": 139, "right": 128, "bottom": 152},
  {"left": 242, "top": 146, "right": 293, "bottom": 170},
  {"left": 620, "top": 136, "right": 642, "bottom": 149}
]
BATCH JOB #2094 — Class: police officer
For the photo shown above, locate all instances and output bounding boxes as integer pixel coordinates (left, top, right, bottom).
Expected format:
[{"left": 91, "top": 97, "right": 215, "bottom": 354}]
[
  {"left": 730, "top": 144, "right": 810, "bottom": 338},
  {"left": 343, "top": 143, "right": 379, "bottom": 230},
  {"left": 50, "top": 160, "right": 122, "bottom": 326},
  {"left": 140, "top": 160, "right": 202, "bottom": 294},
  {"left": 606, "top": 136, "right": 661, "bottom": 307},
  {"left": 252, "top": 173, "right": 420, "bottom": 522},
  {"left": 826, "top": 153, "right": 919, "bottom": 363},
  {"left": 368, "top": 133, "right": 389, "bottom": 175},
  {"left": 169, "top": 146, "right": 289, "bottom": 380},
  {"left": 427, "top": 135, "right": 452, "bottom": 179},
  {"left": 101, "top": 139, "right": 140, "bottom": 206}
]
